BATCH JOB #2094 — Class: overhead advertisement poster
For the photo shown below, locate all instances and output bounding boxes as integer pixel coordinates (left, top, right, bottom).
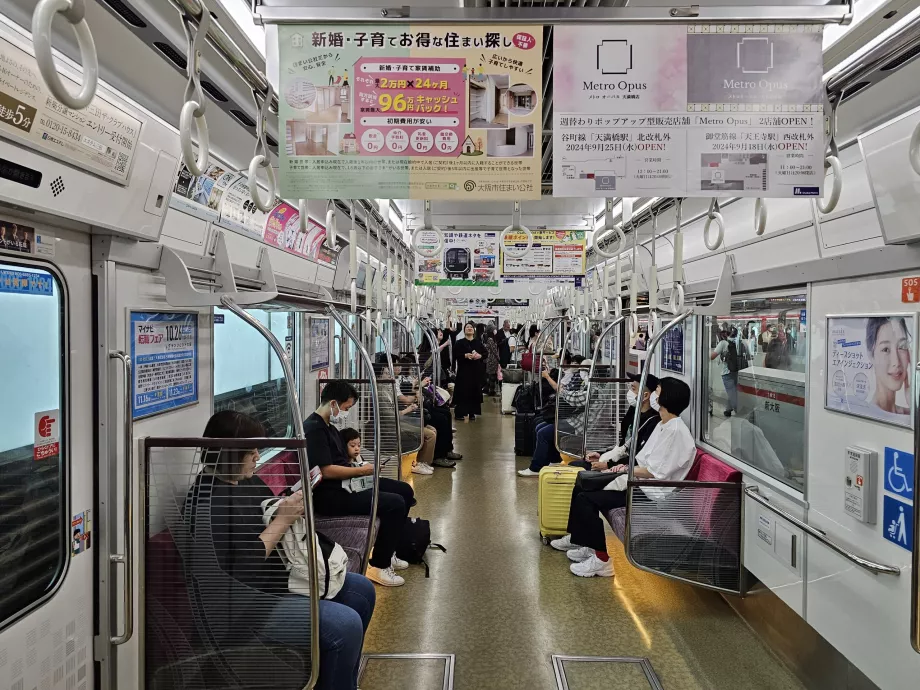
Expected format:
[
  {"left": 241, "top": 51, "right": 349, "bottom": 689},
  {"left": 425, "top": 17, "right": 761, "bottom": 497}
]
[
  {"left": 0, "top": 35, "right": 142, "bottom": 184},
  {"left": 825, "top": 315, "right": 915, "bottom": 429},
  {"left": 552, "top": 25, "right": 825, "bottom": 198},
  {"left": 277, "top": 25, "right": 543, "bottom": 200},
  {"left": 415, "top": 230, "right": 499, "bottom": 286},
  {"left": 501, "top": 230, "right": 586, "bottom": 282}
]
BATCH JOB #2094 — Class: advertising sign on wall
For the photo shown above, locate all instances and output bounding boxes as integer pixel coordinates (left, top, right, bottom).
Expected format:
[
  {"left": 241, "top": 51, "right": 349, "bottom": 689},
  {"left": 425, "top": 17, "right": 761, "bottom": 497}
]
[
  {"left": 172, "top": 163, "right": 239, "bottom": 222},
  {"left": 501, "top": 230, "right": 586, "bottom": 280},
  {"left": 311, "top": 317, "right": 331, "bottom": 371},
  {"left": 278, "top": 25, "right": 543, "bottom": 199},
  {"left": 660, "top": 322, "right": 685, "bottom": 374},
  {"left": 825, "top": 315, "right": 915, "bottom": 429},
  {"left": 130, "top": 311, "right": 199, "bottom": 420},
  {"left": 416, "top": 231, "right": 499, "bottom": 286},
  {"left": 552, "top": 25, "right": 825, "bottom": 198},
  {"left": 0, "top": 36, "right": 142, "bottom": 184}
]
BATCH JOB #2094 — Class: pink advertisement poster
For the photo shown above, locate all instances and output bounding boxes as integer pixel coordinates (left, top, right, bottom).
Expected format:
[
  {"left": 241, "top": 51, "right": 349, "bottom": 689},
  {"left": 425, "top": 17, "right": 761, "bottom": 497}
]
[{"left": 263, "top": 202, "right": 335, "bottom": 265}]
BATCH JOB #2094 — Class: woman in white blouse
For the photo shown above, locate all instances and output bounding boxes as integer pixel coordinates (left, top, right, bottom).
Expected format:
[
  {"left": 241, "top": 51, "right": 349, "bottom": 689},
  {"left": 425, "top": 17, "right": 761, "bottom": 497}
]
[{"left": 555, "top": 377, "right": 696, "bottom": 578}]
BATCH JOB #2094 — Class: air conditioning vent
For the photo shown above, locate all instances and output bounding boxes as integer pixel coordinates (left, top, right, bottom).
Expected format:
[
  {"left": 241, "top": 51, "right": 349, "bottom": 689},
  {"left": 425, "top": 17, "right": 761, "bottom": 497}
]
[
  {"left": 99, "top": 0, "right": 147, "bottom": 28},
  {"left": 200, "top": 81, "right": 228, "bottom": 103},
  {"left": 153, "top": 42, "right": 187, "bottom": 71},
  {"left": 880, "top": 43, "right": 920, "bottom": 72},
  {"left": 230, "top": 110, "right": 256, "bottom": 127},
  {"left": 840, "top": 81, "right": 871, "bottom": 101},
  {"left": 49, "top": 176, "right": 65, "bottom": 197}
]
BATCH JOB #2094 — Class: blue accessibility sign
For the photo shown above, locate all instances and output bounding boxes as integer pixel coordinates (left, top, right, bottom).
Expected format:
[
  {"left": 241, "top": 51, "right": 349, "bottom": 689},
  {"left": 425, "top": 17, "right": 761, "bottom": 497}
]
[
  {"left": 882, "top": 496, "right": 914, "bottom": 552},
  {"left": 883, "top": 447, "right": 914, "bottom": 501}
]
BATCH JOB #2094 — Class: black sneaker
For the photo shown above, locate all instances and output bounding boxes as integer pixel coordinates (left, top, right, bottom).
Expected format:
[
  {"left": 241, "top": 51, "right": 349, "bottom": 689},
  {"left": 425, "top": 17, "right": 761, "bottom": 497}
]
[
  {"left": 446, "top": 451, "right": 463, "bottom": 460},
  {"left": 433, "top": 457, "right": 457, "bottom": 468}
]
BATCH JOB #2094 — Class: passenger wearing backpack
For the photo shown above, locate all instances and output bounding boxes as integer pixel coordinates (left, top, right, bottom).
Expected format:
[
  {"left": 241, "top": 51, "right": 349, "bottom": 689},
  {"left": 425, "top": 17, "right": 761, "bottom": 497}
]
[{"left": 710, "top": 326, "right": 749, "bottom": 417}]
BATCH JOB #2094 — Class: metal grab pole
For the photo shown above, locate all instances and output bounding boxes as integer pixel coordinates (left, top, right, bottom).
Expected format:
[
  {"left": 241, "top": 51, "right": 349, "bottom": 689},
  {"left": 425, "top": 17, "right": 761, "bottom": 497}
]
[
  {"left": 582, "top": 316, "right": 627, "bottom": 452},
  {"left": 913, "top": 362, "right": 920, "bottom": 651},
  {"left": 329, "top": 306, "right": 383, "bottom": 572},
  {"left": 108, "top": 351, "right": 134, "bottom": 646},
  {"left": 220, "top": 297, "right": 320, "bottom": 690}
]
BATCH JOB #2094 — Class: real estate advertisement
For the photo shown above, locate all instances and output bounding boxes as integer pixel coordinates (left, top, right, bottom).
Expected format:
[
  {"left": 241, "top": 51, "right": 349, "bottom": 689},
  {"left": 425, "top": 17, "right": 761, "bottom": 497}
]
[
  {"left": 278, "top": 25, "right": 543, "bottom": 199},
  {"left": 552, "top": 24, "right": 825, "bottom": 198}
]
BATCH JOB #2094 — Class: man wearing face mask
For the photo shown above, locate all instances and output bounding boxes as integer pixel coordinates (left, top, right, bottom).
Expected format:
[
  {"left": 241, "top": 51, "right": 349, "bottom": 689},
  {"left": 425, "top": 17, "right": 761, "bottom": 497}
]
[
  {"left": 570, "top": 373, "right": 661, "bottom": 471},
  {"left": 305, "top": 380, "right": 416, "bottom": 588}
]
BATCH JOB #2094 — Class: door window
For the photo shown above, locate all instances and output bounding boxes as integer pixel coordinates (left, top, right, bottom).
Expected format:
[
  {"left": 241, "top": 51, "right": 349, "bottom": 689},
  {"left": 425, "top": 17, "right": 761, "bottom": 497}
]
[{"left": 0, "top": 261, "right": 67, "bottom": 628}]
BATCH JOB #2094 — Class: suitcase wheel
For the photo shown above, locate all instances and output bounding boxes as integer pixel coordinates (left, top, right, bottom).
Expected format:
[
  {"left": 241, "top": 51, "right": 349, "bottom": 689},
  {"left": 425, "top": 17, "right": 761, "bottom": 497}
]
[{"left": 541, "top": 535, "right": 550, "bottom": 545}]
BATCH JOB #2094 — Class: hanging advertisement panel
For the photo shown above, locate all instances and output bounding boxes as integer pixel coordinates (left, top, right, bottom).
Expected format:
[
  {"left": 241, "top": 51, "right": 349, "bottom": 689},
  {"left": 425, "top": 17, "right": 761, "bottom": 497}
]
[
  {"left": 825, "top": 314, "right": 915, "bottom": 429},
  {"left": 415, "top": 230, "right": 499, "bottom": 286},
  {"left": 552, "top": 25, "right": 825, "bottom": 198},
  {"left": 278, "top": 25, "right": 543, "bottom": 200},
  {"left": 501, "top": 230, "right": 586, "bottom": 280},
  {"left": 129, "top": 311, "right": 199, "bottom": 420},
  {"left": 310, "top": 317, "right": 331, "bottom": 370},
  {"left": 0, "top": 35, "right": 142, "bottom": 185}
]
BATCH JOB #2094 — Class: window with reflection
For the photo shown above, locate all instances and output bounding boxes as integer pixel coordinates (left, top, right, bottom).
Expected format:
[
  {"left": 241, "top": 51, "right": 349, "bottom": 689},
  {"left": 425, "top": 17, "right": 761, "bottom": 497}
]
[
  {"left": 214, "top": 308, "right": 295, "bottom": 438},
  {"left": 701, "top": 293, "right": 807, "bottom": 491}
]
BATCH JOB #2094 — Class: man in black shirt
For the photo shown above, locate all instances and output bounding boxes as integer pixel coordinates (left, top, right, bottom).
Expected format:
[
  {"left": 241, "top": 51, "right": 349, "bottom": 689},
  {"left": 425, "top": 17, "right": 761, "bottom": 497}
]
[{"left": 305, "top": 380, "right": 416, "bottom": 588}]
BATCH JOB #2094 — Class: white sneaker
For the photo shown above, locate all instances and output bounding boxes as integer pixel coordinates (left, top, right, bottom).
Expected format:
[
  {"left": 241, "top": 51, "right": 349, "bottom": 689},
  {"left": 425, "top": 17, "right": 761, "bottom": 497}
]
[
  {"left": 391, "top": 554, "right": 409, "bottom": 571},
  {"left": 566, "top": 546, "right": 595, "bottom": 563},
  {"left": 570, "top": 554, "right": 614, "bottom": 578},
  {"left": 367, "top": 565, "right": 405, "bottom": 587},
  {"left": 550, "top": 534, "right": 573, "bottom": 551},
  {"left": 412, "top": 462, "right": 434, "bottom": 475},
  {"left": 517, "top": 468, "right": 539, "bottom": 477}
]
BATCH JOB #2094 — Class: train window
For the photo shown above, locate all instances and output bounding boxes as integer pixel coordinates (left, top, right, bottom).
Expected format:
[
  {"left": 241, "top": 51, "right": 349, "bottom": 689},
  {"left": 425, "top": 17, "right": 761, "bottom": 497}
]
[
  {"left": 700, "top": 293, "right": 807, "bottom": 492},
  {"left": 0, "top": 262, "right": 66, "bottom": 628},
  {"left": 213, "top": 308, "right": 295, "bottom": 439}
]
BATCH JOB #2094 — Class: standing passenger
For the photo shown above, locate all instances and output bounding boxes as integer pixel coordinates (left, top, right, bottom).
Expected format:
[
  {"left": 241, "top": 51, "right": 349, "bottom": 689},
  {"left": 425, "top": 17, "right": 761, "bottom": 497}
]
[
  {"left": 484, "top": 328, "right": 501, "bottom": 396},
  {"left": 453, "top": 322, "right": 487, "bottom": 422},
  {"left": 710, "top": 326, "right": 746, "bottom": 417}
]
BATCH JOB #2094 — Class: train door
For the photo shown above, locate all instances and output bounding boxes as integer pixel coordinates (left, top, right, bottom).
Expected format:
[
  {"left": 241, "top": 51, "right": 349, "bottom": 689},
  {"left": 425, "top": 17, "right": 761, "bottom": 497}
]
[
  {"left": 0, "top": 216, "right": 95, "bottom": 690},
  {"left": 93, "top": 240, "right": 214, "bottom": 689}
]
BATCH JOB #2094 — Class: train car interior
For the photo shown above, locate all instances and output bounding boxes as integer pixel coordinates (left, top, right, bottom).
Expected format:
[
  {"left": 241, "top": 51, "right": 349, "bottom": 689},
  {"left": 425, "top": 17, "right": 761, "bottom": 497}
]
[{"left": 2, "top": 0, "right": 920, "bottom": 689}]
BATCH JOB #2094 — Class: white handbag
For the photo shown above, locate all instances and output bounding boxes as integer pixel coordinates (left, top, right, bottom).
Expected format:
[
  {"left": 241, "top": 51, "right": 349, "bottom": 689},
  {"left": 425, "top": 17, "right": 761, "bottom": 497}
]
[{"left": 262, "top": 497, "right": 349, "bottom": 599}]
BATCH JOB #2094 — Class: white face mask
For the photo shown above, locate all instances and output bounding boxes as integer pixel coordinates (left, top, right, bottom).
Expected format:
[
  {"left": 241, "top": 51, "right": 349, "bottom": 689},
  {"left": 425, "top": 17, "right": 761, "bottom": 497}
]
[
  {"left": 330, "top": 402, "right": 348, "bottom": 425},
  {"left": 650, "top": 392, "right": 660, "bottom": 412},
  {"left": 626, "top": 389, "right": 638, "bottom": 407}
]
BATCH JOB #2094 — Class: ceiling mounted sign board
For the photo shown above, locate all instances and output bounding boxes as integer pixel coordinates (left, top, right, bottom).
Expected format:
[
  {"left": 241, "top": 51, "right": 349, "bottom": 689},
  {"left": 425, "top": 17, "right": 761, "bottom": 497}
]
[
  {"left": 415, "top": 230, "right": 499, "bottom": 286},
  {"left": 278, "top": 25, "right": 543, "bottom": 199},
  {"left": 552, "top": 24, "right": 825, "bottom": 198},
  {"left": 501, "top": 229, "right": 586, "bottom": 282}
]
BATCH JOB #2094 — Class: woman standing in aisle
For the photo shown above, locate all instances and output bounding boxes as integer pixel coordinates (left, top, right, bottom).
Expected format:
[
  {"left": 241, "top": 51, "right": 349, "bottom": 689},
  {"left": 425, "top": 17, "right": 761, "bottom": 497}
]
[
  {"left": 453, "top": 322, "right": 487, "bottom": 421},
  {"left": 484, "top": 327, "right": 501, "bottom": 396}
]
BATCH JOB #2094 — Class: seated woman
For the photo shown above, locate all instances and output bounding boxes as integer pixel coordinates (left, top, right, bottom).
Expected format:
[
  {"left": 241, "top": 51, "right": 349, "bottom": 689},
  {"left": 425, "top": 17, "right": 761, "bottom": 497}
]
[
  {"left": 188, "top": 410, "right": 376, "bottom": 690},
  {"left": 305, "top": 380, "right": 416, "bottom": 587},
  {"left": 567, "top": 373, "right": 661, "bottom": 471},
  {"left": 549, "top": 377, "right": 695, "bottom": 578},
  {"left": 378, "top": 362, "right": 441, "bottom": 473}
]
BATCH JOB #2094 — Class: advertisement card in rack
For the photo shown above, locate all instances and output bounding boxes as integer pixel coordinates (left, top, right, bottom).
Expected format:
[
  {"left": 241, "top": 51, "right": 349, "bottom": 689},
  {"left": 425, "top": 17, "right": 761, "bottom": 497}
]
[
  {"left": 825, "top": 314, "right": 915, "bottom": 429},
  {"left": 552, "top": 24, "right": 825, "bottom": 198},
  {"left": 129, "top": 311, "right": 199, "bottom": 420},
  {"left": 278, "top": 25, "right": 543, "bottom": 199},
  {"left": 416, "top": 230, "right": 499, "bottom": 286},
  {"left": 500, "top": 230, "right": 586, "bottom": 281}
]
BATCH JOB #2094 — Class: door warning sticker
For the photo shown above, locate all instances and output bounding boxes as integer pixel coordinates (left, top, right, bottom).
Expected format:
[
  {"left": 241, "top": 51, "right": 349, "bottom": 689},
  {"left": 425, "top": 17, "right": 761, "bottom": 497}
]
[
  {"left": 72, "top": 510, "right": 91, "bottom": 557},
  {"left": 34, "top": 409, "right": 60, "bottom": 461}
]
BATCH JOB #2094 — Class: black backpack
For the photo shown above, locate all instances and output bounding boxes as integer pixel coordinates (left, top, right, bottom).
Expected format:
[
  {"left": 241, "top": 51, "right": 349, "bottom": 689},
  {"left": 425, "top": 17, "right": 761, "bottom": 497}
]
[
  {"left": 396, "top": 517, "right": 446, "bottom": 578},
  {"left": 725, "top": 339, "right": 749, "bottom": 374},
  {"left": 512, "top": 382, "right": 537, "bottom": 413}
]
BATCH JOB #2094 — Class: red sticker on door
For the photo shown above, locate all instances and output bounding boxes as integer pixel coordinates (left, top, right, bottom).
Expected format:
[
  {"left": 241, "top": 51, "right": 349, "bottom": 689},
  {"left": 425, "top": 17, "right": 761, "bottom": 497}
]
[
  {"left": 902, "top": 277, "right": 920, "bottom": 303},
  {"left": 34, "top": 409, "right": 60, "bottom": 461}
]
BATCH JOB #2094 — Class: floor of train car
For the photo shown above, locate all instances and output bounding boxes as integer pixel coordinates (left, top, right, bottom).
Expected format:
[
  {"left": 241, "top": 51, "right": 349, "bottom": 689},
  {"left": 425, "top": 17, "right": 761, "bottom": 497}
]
[{"left": 361, "top": 399, "right": 804, "bottom": 690}]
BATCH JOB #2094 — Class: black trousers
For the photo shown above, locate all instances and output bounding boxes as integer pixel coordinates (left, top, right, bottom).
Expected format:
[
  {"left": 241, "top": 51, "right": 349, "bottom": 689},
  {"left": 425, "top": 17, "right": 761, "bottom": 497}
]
[
  {"left": 566, "top": 483, "right": 628, "bottom": 553},
  {"left": 312, "top": 477, "right": 415, "bottom": 569},
  {"left": 425, "top": 405, "right": 454, "bottom": 456}
]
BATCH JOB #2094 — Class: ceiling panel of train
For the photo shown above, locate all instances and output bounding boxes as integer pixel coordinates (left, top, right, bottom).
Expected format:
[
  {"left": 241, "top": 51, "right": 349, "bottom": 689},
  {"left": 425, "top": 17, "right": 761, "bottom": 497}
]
[{"left": 5, "top": 0, "right": 920, "bottom": 234}]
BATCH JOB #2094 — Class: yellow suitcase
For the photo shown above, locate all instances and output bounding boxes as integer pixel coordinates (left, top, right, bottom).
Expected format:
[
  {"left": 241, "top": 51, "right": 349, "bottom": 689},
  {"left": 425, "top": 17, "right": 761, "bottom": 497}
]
[{"left": 538, "top": 464, "right": 584, "bottom": 542}]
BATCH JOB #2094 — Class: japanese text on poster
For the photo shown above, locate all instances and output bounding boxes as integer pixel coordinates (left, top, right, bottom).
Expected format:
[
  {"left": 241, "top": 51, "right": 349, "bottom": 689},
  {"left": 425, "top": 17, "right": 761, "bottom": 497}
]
[
  {"left": 825, "top": 315, "right": 914, "bottom": 429},
  {"left": 278, "top": 25, "right": 543, "bottom": 199},
  {"left": 660, "top": 322, "right": 685, "bottom": 374},
  {"left": 34, "top": 409, "right": 60, "bottom": 461},
  {"left": 553, "top": 25, "right": 825, "bottom": 198},
  {"left": 415, "top": 230, "right": 498, "bottom": 286},
  {"left": 0, "top": 36, "right": 142, "bottom": 184},
  {"left": 130, "top": 312, "right": 199, "bottom": 419},
  {"left": 501, "top": 230, "right": 586, "bottom": 279},
  {"left": 311, "top": 317, "right": 331, "bottom": 370}
]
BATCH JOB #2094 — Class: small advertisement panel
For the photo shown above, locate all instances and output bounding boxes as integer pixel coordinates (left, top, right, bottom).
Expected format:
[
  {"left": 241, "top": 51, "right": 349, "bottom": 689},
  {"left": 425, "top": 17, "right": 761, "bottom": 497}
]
[
  {"left": 825, "top": 314, "right": 915, "bottom": 429},
  {"left": 415, "top": 231, "right": 499, "bottom": 286},
  {"left": 552, "top": 24, "right": 825, "bottom": 198},
  {"left": 500, "top": 230, "right": 586, "bottom": 280},
  {"left": 278, "top": 24, "right": 543, "bottom": 199},
  {"left": 311, "top": 317, "right": 331, "bottom": 370},
  {"left": 130, "top": 311, "right": 199, "bottom": 420}
]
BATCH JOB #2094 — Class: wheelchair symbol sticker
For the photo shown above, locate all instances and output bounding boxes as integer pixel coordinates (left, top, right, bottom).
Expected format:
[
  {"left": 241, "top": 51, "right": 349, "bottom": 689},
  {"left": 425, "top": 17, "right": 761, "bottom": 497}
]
[
  {"left": 882, "top": 496, "right": 913, "bottom": 552},
  {"left": 884, "top": 447, "right": 914, "bottom": 500}
]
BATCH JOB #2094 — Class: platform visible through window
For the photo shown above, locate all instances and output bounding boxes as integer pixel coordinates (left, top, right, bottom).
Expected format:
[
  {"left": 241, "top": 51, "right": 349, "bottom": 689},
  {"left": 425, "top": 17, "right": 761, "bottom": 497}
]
[
  {"left": 701, "top": 293, "right": 807, "bottom": 491},
  {"left": 0, "top": 262, "right": 66, "bottom": 628}
]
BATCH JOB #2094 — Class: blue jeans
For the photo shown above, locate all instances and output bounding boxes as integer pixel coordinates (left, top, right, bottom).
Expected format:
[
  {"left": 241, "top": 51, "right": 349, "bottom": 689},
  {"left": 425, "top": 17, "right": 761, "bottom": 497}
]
[
  {"left": 530, "top": 422, "right": 561, "bottom": 472},
  {"left": 722, "top": 373, "right": 738, "bottom": 413},
  {"left": 263, "top": 572, "right": 376, "bottom": 690}
]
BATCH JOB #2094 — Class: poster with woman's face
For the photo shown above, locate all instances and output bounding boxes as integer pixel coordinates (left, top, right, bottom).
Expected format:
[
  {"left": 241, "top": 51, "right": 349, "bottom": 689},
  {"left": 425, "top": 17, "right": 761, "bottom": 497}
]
[{"left": 826, "top": 315, "right": 915, "bottom": 428}]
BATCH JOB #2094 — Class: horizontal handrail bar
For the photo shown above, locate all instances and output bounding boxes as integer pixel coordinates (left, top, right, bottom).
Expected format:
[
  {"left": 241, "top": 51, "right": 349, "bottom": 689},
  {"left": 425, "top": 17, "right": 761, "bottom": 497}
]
[
  {"left": 588, "top": 377, "right": 631, "bottom": 383},
  {"left": 629, "top": 479, "right": 742, "bottom": 490},
  {"left": 144, "top": 437, "right": 306, "bottom": 449},
  {"left": 745, "top": 486, "right": 900, "bottom": 576}
]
